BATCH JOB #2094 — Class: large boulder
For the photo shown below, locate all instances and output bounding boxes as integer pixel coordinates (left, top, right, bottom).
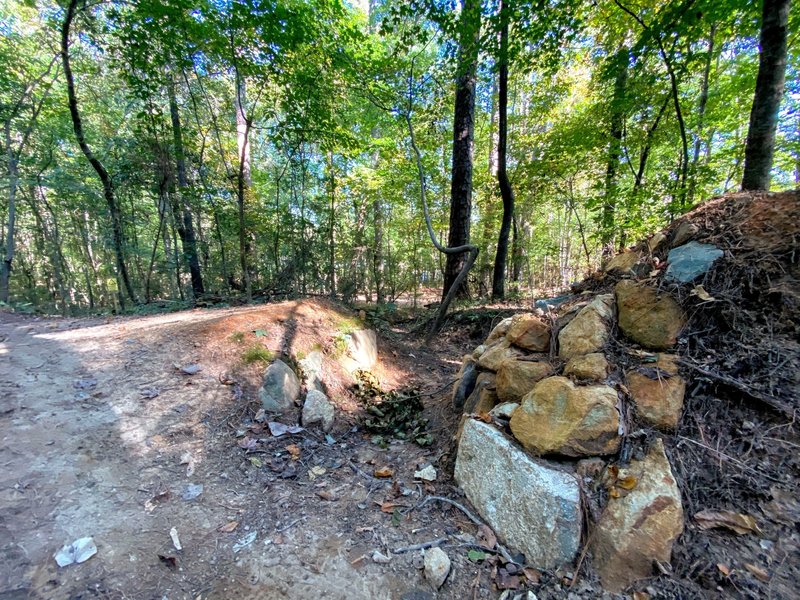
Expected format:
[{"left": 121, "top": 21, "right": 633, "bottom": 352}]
[
  {"left": 259, "top": 359, "right": 301, "bottom": 412},
  {"left": 302, "top": 389, "right": 335, "bottom": 432},
  {"left": 299, "top": 349, "right": 325, "bottom": 393},
  {"left": 564, "top": 352, "right": 609, "bottom": 381},
  {"left": 615, "top": 280, "right": 686, "bottom": 349},
  {"left": 477, "top": 340, "right": 525, "bottom": 372},
  {"left": 627, "top": 354, "right": 685, "bottom": 429},
  {"left": 339, "top": 329, "right": 378, "bottom": 372},
  {"left": 455, "top": 419, "right": 582, "bottom": 569},
  {"left": 464, "top": 372, "right": 498, "bottom": 414},
  {"left": 509, "top": 376, "right": 620, "bottom": 457},
  {"left": 485, "top": 317, "right": 514, "bottom": 346},
  {"left": 591, "top": 439, "right": 684, "bottom": 592},
  {"left": 506, "top": 315, "right": 550, "bottom": 352},
  {"left": 451, "top": 356, "right": 479, "bottom": 410},
  {"left": 604, "top": 250, "right": 642, "bottom": 274},
  {"left": 496, "top": 359, "right": 554, "bottom": 402},
  {"left": 665, "top": 241, "right": 724, "bottom": 283},
  {"left": 557, "top": 294, "right": 614, "bottom": 359}
]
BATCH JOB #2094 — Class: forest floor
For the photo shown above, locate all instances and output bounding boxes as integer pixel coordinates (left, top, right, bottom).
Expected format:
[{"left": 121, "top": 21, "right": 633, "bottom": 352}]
[
  {"left": 0, "top": 300, "right": 502, "bottom": 600},
  {"left": 1, "top": 193, "right": 799, "bottom": 600}
]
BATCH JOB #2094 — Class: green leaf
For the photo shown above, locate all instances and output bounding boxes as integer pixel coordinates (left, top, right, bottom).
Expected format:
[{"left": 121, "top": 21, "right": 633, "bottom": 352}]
[{"left": 467, "top": 549, "right": 487, "bottom": 562}]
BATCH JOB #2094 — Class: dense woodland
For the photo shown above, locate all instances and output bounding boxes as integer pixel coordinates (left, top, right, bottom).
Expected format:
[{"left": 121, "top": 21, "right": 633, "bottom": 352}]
[{"left": 1, "top": 0, "right": 797, "bottom": 314}]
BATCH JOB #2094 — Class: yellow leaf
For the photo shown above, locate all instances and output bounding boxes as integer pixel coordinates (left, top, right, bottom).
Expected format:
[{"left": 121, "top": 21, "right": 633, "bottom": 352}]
[
  {"left": 373, "top": 467, "right": 393, "bottom": 478},
  {"left": 286, "top": 444, "right": 301, "bottom": 460},
  {"left": 691, "top": 285, "right": 715, "bottom": 302},
  {"left": 609, "top": 487, "right": 621, "bottom": 499},
  {"left": 695, "top": 509, "right": 762, "bottom": 535},
  {"left": 717, "top": 563, "right": 731, "bottom": 577},
  {"left": 218, "top": 521, "right": 239, "bottom": 533},
  {"left": 617, "top": 475, "right": 638, "bottom": 490}
]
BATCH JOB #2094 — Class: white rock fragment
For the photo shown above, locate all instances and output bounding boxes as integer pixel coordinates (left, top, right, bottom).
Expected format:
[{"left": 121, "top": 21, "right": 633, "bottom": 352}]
[
  {"left": 414, "top": 465, "right": 437, "bottom": 482},
  {"left": 54, "top": 537, "right": 97, "bottom": 567},
  {"left": 423, "top": 547, "right": 451, "bottom": 589}
]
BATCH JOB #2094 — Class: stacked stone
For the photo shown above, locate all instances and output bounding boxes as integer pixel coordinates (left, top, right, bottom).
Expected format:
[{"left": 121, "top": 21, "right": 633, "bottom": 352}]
[{"left": 453, "top": 231, "right": 720, "bottom": 592}]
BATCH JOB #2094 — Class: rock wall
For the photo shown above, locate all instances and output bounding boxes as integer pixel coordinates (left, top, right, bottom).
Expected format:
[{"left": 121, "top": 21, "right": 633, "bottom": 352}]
[{"left": 452, "top": 229, "right": 724, "bottom": 592}]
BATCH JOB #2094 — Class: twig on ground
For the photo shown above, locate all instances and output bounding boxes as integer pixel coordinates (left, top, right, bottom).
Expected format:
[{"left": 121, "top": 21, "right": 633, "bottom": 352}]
[
  {"left": 275, "top": 517, "right": 304, "bottom": 533},
  {"left": 408, "top": 495, "right": 515, "bottom": 564},
  {"left": 392, "top": 537, "right": 449, "bottom": 554}
]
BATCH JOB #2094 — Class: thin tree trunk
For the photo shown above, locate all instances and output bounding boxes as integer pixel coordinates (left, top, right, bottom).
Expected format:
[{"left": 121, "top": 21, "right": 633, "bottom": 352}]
[
  {"left": 327, "top": 151, "right": 337, "bottom": 297},
  {"left": 741, "top": 0, "right": 791, "bottom": 191},
  {"left": 491, "top": 0, "right": 514, "bottom": 300},
  {"left": 1, "top": 124, "right": 18, "bottom": 303},
  {"left": 687, "top": 24, "right": 716, "bottom": 205},
  {"left": 235, "top": 75, "right": 252, "bottom": 298},
  {"left": 442, "top": 0, "right": 481, "bottom": 300},
  {"left": 168, "top": 75, "right": 204, "bottom": 299},
  {"left": 601, "top": 47, "right": 628, "bottom": 254},
  {"left": 61, "top": 0, "right": 135, "bottom": 306}
]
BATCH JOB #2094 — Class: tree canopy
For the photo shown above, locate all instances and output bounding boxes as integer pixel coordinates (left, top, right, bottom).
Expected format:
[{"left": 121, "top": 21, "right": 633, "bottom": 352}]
[{"left": 1, "top": 0, "right": 796, "bottom": 313}]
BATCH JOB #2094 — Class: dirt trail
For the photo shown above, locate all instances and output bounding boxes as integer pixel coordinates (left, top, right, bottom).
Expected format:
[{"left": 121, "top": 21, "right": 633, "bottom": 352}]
[{"left": 0, "top": 305, "right": 472, "bottom": 600}]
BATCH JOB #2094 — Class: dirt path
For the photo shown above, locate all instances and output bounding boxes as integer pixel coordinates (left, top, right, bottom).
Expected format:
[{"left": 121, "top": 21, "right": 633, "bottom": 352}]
[{"left": 0, "top": 305, "right": 477, "bottom": 600}]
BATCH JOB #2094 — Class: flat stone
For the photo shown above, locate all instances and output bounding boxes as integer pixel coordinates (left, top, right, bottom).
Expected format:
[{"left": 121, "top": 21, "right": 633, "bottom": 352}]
[
  {"left": 509, "top": 376, "right": 620, "bottom": 457},
  {"left": 564, "top": 353, "right": 609, "bottom": 381},
  {"left": 592, "top": 438, "right": 684, "bottom": 592},
  {"left": 489, "top": 402, "right": 519, "bottom": 418},
  {"left": 339, "top": 329, "right": 378, "bottom": 372},
  {"left": 507, "top": 315, "right": 550, "bottom": 352},
  {"left": 665, "top": 241, "right": 724, "bottom": 282},
  {"left": 259, "top": 359, "right": 301, "bottom": 412},
  {"left": 301, "top": 389, "right": 335, "bottom": 432},
  {"left": 477, "top": 340, "right": 525, "bottom": 372},
  {"left": 616, "top": 281, "right": 686, "bottom": 349},
  {"left": 604, "top": 250, "right": 642, "bottom": 274},
  {"left": 455, "top": 420, "right": 582, "bottom": 569},
  {"left": 464, "top": 372, "right": 498, "bottom": 414},
  {"left": 496, "top": 359, "right": 554, "bottom": 403},
  {"left": 299, "top": 350, "right": 325, "bottom": 393},
  {"left": 423, "top": 547, "right": 451, "bottom": 589},
  {"left": 648, "top": 232, "right": 667, "bottom": 252},
  {"left": 452, "top": 356, "right": 479, "bottom": 410},
  {"left": 485, "top": 317, "right": 514, "bottom": 345},
  {"left": 557, "top": 295, "right": 614, "bottom": 359},
  {"left": 627, "top": 354, "right": 685, "bottom": 429},
  {"left": 671, "top": 221, "right": 699, "bottom": 247}
]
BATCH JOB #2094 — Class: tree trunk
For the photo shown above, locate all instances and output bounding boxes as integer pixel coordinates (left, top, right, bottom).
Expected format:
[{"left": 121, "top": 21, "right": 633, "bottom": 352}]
[
  {"left": 1, "top": 123, "right": 18, "bottom": 303},
  {"left": 168, "top": 76, "right": 204, "bottom": 299},
  {"left": 601, "top": 47, "right": 628, "bottom": 254},
  {"left": 491, "top": 0, "right": 514, "bottom": 301},
  {"left": 235, "top": 74, "right": 253, "bottom": 298},
  {"left": 442, "top": 0, "right": 481, "bottom": 301},
  {"left": 741, "top": 0, "right": 790, "bottom": 191},
  {"left": 687, "top": 24, "right": 716, "bottom": 205},
  {"left": 327, "top": 151, "right": 337, "bottom": 297},
  {"left": 61, "top": 0, "right": 135, "bottom": 306}
]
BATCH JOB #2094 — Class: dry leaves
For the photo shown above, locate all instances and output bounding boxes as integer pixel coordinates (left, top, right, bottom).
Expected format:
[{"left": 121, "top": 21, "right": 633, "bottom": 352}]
[
  {"left": 218, "top": 521, "right": 239, "bottom": 533},
  {"left": 373, "top": 467, "right": 393, "bottom": 478},
  {"left": 744, "top": 563, "right": 770, "bottom": 582},
  {"left": 285, "top": 444, "right": 301, "bottom": 460},
  {"left": 695, "top": 510, "right": 762, "bottom": 535}
]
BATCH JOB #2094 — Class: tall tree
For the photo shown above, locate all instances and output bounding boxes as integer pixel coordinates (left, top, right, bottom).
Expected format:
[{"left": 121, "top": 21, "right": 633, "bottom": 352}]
[
  {"left": 491, "top": 0, "right": 514, "bottom": 300},
  {"left": 61, "top": 0, "right": 136, "bottom": 306},
  {"left": 600, "top": 46, "right": 628, "bottom": 255},
  {"left": 741, "top": 0, "right": 791, "bottom": 191},
  {"left": 168, "top": 75, "right": 205, "bottom": 299},
  {"left": 442, "top": 0, "right": 481, "bottom": 300}
]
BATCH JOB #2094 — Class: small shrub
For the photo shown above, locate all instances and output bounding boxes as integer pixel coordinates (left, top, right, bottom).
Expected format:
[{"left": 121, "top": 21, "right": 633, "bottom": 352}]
[
  {"left": 229, "top": 331, "right": 246, "bottom": 343},
  {"left": 241, "top": 345, "right": 274, "bottom": 364}
]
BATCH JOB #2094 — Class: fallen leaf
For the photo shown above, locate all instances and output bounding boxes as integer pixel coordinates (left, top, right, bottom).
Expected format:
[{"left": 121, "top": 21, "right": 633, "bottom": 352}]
[
  {"left": 717, "top": 563, "right": 731, "bottom": 577},
  {"left": 379, "top": 501, "right": 403, "bottom": 513},
  {"left": 180, "top": 363, "right": 202, "bottom": 375},
  {"left": 476, "top": 524, "right": 497, "bottom": 549},
  {"left": 308, "top": 466, "right": 326, "bottom": 480},
  {"left": 467, "top": 549, "right": 487, "bottom": 562},
  {"left": 158, "top": 554, "right": 177, "bottom": 570},
  {"left": 633, "top": 592, "right": 650, "bottom": 600},
  {"left": 268, "top": 421, "right": 304, "bottom": 437},
  {"left": 169, "top": 527, "right": 182, "bottom": 551},
  {"left": 237, "top": 437, "right": 257, "bottom": 451},
  {"left": 691, "top": 285, "right": 716, "bottom": 302},
  {"left": 476, "top": 412, "right": 492, "bottom": 423},
  {"left": 695, "top": 510, "right": 762, "bottom": 535},
  {"left": 373, "top": 467, "right": 393, "bottom": 478},
  {"left": 609, "top": 487, "right": 621, "bottom": 499},
  {"left": 218, "top": 521, "right": 239, "bottom": 533},
  {"left": 286, "top": 444, "right": 301, "bottom": 460},
  {"left": 248, "top": 456, "right": 262, "bottom": 467},
  {"left": 522, "top": 567, "right": 541, "bottom": 585},
  {"left": 617, "top": 475, "right": 638, "bottom": 490},
  {"left": 495, "top": 568, "right": 520, "bottom": 590},
  {"left": 744, "top": 563, "right": 770, "bottom": 582},
  {"left": 254, "top": 329, "right": 267, "bottom": 337},
  {"left": 317, "top": 490, "right": 337, "bottom": 501},
  {"left": 179, "top": 452, "right": 195, "bottom": 477}
]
